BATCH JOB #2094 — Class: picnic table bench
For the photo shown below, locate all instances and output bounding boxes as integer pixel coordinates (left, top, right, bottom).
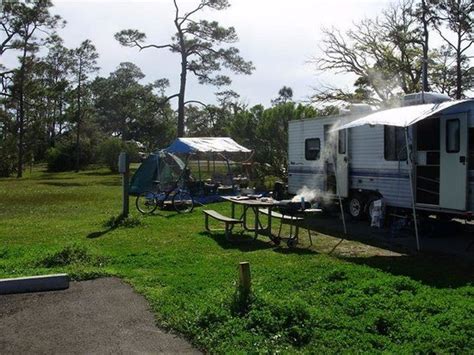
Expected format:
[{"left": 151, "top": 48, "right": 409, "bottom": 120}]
[
  {"left": 203, "top": 198, "right": 322, "bottom": 247},
  {"left": 203, "top": 209, "right": 243, "bottom": 239},
  {"left": 259, "top": 208, "right": 313, "bottom": 247}
]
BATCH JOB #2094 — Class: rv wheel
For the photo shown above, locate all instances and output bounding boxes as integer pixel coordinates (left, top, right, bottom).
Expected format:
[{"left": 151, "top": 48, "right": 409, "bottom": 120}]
[{"left": 348, "top": 194, "right": 366, "bottom": 220}]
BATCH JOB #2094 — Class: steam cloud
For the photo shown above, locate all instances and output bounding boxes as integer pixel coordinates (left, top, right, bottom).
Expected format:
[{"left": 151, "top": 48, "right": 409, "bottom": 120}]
[{"left": 291, "top": 126, "right": 340, "bottom": 204}]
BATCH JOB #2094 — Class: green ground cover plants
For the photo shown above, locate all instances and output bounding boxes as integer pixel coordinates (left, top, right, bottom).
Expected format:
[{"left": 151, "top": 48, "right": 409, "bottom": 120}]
[{"left": 0, "top": 167, "right": 473, "bottom": 353}]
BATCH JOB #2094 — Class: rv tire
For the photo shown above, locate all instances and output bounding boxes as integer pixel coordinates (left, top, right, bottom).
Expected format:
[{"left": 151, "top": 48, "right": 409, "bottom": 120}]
[{"left": 348, "top": 193, "right": 366, "bottom": 220}]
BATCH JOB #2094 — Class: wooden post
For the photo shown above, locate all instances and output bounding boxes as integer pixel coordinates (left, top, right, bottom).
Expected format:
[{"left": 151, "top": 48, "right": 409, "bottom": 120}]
[
  {"left": 118, "top": 152, "right": 130, "bottom": 218},
  {"left": 238, "top": 262, "right": 251, "bottom": 295}
]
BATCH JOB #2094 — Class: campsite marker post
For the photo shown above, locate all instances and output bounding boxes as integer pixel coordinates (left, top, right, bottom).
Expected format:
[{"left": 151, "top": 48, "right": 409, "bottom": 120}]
[
  {"left": 238, "top": 262, "right": 251, "bottom": 299},
  {"left": 118, "top": 152, "right": 130, "bottom": 218}
]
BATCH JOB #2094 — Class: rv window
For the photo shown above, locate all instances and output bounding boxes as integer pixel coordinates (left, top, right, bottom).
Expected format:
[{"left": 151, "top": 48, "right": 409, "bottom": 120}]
[
  {"left": 446, "top": 119, "right": 460, "bottom": 153},
  {"left": 338, "top": 130, "right": 346, "bottom": 154},
  {"left": 305, "top": 138, "right": 320, "bottom": 160},
  {"left": 384, "top": 126, "right": 407, "bottom": 161}
]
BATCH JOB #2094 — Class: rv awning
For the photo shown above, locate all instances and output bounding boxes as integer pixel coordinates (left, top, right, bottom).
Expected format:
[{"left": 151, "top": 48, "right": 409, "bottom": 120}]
[
  {"left": 165, "top": 137, "right": 251, "bottom": 154},
  {"left": 333, "top": 100, "right": 471, "bottom": 131}
]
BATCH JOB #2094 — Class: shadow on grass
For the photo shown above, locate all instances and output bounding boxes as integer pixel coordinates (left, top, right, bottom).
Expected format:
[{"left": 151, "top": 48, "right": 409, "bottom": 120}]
[
  {"left": 33, "top": 173, "right": 77, "bottom": 181},
  {"left": 82, "top": 171, "right": 116, "bottom": 176},
  {"left": 199, "top": 231, "right": 319, "bottom": 255},
  {"left": 273, "top": 246, "right": 318, "bottom": 256},
  {"left": 199, "top": 231, "right": 274, "bottom": 252},
  {"left": 40, "top": 181, "right": 85, "bottom": 187},
  {"left": 86, "top": 214, "right": 141, "bottom": 239},
  {"left": 97, "top": 181, "right": 122, "bottom": 187},
  {"left": 87, "top": 227, "right": 117, "bottom": 239},
  {"left": 340, "top": 254, "right": 474, "bottom": 288}
]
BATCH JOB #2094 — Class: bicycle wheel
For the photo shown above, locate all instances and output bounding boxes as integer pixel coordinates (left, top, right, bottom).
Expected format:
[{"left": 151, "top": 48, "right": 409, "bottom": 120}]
[
  {"left": 172, "top": 189, "right": 194, "bottom": 213},
  {"left": 136, "top": 191, "right": 158, "bottom": 214}
]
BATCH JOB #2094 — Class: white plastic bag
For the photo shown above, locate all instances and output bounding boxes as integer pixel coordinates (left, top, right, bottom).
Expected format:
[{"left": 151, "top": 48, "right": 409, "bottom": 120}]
[{"left": 370, "top": 199, "right": 385, "bottom": 228}]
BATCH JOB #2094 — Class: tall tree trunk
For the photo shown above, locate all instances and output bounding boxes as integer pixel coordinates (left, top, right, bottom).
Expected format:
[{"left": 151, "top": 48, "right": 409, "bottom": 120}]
[
  {"left": 58, "top": 98, "right": 63, "bottom": 137},
  {"left": 455, "top": 27, "right": 462, "bottom": 99},
  {"left": 16, "top": 44, "right": 28, "bottom": 178},
  {"left": 177, "top": 54, "right": 187, "bottom": 137},
  {"left": 421, "top": 0, "right": 429, "bottom": 92},
  {"left": 17, "top": 97, "right": 24, "bottom": 178},
  {"left": 75, "top": 64, "right": 82, "bottom": 172}
]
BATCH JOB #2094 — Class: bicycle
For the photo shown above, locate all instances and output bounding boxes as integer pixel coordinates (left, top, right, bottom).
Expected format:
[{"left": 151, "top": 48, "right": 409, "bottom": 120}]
[{"left": 136, "top": 180, "right": 194, "bottom": 214}]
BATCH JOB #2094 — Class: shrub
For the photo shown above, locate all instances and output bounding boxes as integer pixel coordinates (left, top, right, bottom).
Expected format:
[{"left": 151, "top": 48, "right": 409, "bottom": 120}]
[
  {"left": 98, "top": 137, "right": 141, "bottom": 173},
  {"left": 46, "top": 138, "right": 98, "bottom": 172},
  {"left": 37, "top": 243, "right": 106, "bottom": 268},
  {"left": 103, "top": 215, "right": 142, "bottom": 229},
  {"left": 0, "top": 134, "right": 17, "bottom": 177}
]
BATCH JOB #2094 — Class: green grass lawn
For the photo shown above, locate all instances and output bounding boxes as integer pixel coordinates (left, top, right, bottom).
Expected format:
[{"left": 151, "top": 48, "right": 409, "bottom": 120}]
[{"left": 1, "top": 166, "right": 473, "bottom": 353}]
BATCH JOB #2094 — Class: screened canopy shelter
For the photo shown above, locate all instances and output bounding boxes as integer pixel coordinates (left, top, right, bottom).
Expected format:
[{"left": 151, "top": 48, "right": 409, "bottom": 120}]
[
  {"left": 165, "top": 137, "right": 251, "bottom": 155},
  {"left": 165, "top": 137, "right": 252, "bottom": 199}
]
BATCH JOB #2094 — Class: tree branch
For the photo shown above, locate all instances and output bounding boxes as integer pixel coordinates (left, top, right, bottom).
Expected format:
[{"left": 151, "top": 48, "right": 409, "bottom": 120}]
[
  {"left": 138, "top": 43, "right": 174, "bottom": 51},
  {"left": 184, "top": 100, "right": 208, "bottom": 107},
  {"left": 178, "top": 1, "right": 208, "bottom": 26}
]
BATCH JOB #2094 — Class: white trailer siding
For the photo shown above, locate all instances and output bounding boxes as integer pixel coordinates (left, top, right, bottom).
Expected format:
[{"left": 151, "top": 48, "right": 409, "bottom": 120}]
[
  {"left": 349, "top": 125, "right": 412, "bottom": 208},
  {"left": 289, "top": 118, "right": 412, "bottom": 208},
  {"left": 288, "top": 117, "right": 331, "bottom": 194},
  {"left": 288, "top": 99, "right": 474, "bottom": 215}
]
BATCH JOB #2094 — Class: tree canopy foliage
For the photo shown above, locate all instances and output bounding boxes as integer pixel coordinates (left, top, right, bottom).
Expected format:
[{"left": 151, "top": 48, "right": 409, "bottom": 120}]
[
  {"left": 313, "top": 0, "right": 473, "bottom": 106},
  {"left": 115, "top": 0, "right": 254, "bottom": 137},
  {"left": 0, "top": 0, "right": 472, "bottom": 179}
]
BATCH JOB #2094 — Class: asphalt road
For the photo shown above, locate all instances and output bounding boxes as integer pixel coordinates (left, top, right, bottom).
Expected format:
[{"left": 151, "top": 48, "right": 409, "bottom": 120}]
[{"left": 0, "top": 277, "right": 200, "bottom": 354}]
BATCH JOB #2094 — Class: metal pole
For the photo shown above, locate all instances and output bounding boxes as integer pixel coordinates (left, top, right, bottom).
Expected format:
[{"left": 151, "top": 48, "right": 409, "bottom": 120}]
[
  {"left": 404, "top": 128, "right": 420, "bottom": 251},
  {"left": 333, "top": 154, "right": 347, "bottom": 235},
  {"left": 421, "top": 58, "right": 426, "bottom": 104},
  {"left": 197, "top": 157, "right": 202, "bottom": 182}
]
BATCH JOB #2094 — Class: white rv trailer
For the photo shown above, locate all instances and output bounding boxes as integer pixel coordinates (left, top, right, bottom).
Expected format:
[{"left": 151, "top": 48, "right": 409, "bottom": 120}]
[{"left": 288, "top": 94, "right": 474, "bottom": 220}]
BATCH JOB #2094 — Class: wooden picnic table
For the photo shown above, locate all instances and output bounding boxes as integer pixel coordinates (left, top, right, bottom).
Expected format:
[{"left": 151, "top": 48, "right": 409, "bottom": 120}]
[{"left": 221, "top": 196, "right": 277, "bottom": 241}]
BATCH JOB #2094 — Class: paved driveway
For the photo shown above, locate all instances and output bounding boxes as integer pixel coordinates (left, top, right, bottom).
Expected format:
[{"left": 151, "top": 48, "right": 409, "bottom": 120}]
[{"left": 0, "top": 277, "right": 200, "bottom": 354}]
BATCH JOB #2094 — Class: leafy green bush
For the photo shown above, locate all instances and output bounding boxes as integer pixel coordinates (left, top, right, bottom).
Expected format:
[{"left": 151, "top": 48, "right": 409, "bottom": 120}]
[
  {"left": 98, "top": 137, "right": 141, "bottom": 173},
  {"left": 103, "top": 215, "right": 142, "bottom": 229},
  {"left": 0, "top": 134, "right": 17, "bottom": 177},
  {"left": 37, "top": 243, "right": 106, "bottom": 268},
  {"left": 46, "top": 138, "right": 98, "bottom": 172}
]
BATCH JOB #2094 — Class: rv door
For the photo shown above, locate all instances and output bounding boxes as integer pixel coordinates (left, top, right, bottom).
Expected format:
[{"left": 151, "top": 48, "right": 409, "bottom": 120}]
[
  {"left": 336, "top": 129, "right": 349, "bottom": 198},
  {"left": 439, "top": 113, "right": 468, "bottom": 210}
]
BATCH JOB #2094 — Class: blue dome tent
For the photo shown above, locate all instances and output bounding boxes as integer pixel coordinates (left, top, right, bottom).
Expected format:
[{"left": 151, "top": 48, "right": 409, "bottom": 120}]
[{"left": 129, "top": 151, "right": 185, "bottom": 196}]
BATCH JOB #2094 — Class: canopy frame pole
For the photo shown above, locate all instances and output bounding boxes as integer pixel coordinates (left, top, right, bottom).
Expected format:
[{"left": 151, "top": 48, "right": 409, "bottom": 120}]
[
  {"left": 197, "top": 156, "right": 202, "bottom": 183},
  {"left": 404, "top": 127, "right": 421, "bottom": 251},
  {"left": 333, "top": 148, "right": 347, "bottom": 235},
  {"left": 224, "top": 156, "right": 234, "bottom": 191}
]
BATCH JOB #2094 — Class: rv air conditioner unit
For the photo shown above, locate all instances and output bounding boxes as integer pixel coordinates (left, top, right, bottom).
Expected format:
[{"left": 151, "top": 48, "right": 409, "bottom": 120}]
[
  {"left": 403, "top": 92, "right": 451, "bottom": 106},
  {"left": 349, "top": 104, "right": 373, "bottom": 114}
]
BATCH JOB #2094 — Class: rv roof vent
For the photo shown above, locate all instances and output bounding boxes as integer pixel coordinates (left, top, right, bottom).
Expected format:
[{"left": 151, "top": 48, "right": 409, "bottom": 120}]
[
  {"left": 402, "top": 92, "right": 451, "bottom": 106},
  {"left": 349, "top": 104, "right": 373, "bottom": 114}
]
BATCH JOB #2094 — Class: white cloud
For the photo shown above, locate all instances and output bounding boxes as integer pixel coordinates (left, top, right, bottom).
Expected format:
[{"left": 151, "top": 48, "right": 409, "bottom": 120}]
[{"left": 4, "top": 0, "right": 434, "bottom": 107}]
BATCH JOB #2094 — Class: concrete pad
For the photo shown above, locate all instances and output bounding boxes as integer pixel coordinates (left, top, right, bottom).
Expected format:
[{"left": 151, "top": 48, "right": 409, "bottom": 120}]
[
  {"left": 0, "top": 274, "right": 69, "bottom": 295},
  {"left": 0, "top": 277, "right": 200, "bottom": 354}
]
